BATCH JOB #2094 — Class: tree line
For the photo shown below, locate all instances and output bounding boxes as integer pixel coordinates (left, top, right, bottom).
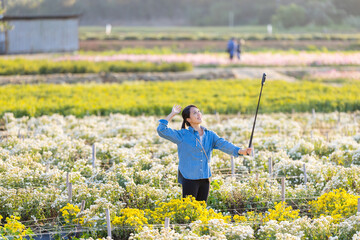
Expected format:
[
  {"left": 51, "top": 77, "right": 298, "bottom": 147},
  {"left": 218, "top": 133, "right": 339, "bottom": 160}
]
[{"left": 5, "top": 0, "right": 360, "bottom": 28}]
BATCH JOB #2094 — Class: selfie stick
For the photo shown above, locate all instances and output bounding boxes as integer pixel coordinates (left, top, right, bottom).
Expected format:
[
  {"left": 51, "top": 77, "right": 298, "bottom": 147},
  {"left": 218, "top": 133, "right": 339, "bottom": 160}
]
[{"left": 248, "top": 73, "right": 266, "bottom": 148}]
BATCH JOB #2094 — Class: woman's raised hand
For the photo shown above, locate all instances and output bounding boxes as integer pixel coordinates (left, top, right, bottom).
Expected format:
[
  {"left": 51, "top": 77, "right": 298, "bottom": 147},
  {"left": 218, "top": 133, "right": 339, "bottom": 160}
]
[{"left": 172, "top": 105, "right": 182, "bottom": 114}]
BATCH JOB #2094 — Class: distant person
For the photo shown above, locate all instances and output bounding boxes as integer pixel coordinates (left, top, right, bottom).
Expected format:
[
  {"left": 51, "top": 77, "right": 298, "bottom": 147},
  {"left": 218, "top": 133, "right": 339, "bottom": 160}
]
[
  {"left": 226, "top": 37, "right": 236, "bottom": 60},
  {"left": 236, "top": 39, "right": 242, "bottom": 60}
]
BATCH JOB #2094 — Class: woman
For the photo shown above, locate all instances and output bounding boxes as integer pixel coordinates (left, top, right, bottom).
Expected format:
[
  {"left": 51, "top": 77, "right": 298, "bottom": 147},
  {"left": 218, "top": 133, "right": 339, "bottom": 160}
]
[{"left": 157, "top": 104, "right": 252, "bottom": 202}]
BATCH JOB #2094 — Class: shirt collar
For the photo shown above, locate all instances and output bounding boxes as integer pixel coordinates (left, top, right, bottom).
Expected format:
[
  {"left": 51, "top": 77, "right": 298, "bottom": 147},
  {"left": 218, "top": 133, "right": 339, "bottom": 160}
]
[{"left": 188, "top": 126, "right": 207, "bottom": 133}]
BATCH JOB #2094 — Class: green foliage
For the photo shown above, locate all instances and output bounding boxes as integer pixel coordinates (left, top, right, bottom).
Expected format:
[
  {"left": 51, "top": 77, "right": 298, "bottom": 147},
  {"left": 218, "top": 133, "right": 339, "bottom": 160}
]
[
  {"left": 0, "top": 59, "right": 192, "bottom": 76},
  {"left": 272, "top": 4, "right": 307, "bottom": 29},
  {"left": 0, "top": 79, "right": 360, "bottom": 117}
]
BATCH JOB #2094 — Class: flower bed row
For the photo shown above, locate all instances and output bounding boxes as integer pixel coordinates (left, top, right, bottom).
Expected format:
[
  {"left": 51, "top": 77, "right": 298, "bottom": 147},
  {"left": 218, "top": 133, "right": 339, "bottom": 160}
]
[
  {"left": 0, "top": 59, "right": 192, "bottom": 76},
  {"left": 56, "top": 52, "right": 360, "bottom": 67}
]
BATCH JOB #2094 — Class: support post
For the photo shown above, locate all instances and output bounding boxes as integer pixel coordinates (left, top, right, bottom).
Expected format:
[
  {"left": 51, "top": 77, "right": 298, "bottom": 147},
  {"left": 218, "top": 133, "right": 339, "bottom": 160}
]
[
  {"left": 68, "top": 183, "right": 72, "bottom": 203},
  {"left": 164, "top": 217, "right": 170, "bottom": 228},
  {"left": 281, "top": 177, "right": 285, "bottom": 202},
  {"left": 268, "top": 157, "right": 272, "bottom": 176},
  {"left": 106, "top": 208, "right": 112, "bottom": 239},
  {"left": 92, "top": 144, "right": 96, "bottom": 169},
  {"left": 303, "top": 164, "right": 307, "bottom": 187},
  {"left": 231, "top": 156, "right": 235, "bottom": 177}
]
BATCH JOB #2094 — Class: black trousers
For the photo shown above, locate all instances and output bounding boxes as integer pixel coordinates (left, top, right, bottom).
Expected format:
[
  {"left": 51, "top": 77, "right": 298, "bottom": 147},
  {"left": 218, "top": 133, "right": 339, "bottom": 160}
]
[{"left": 182, "top": 177, "right": 210, "bottom": 202}]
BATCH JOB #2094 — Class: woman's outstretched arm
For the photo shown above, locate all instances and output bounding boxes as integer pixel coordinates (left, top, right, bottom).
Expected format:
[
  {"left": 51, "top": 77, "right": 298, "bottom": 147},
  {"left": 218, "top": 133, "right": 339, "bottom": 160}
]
[{"left": 212, "top": 132, "right": 252, "bottom": 156}]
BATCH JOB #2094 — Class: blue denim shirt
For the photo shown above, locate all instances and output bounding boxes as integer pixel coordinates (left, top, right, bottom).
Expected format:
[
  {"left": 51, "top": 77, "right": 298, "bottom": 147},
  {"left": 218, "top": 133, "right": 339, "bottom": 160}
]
[{"left": 157, "top": 119, "right": 241, "bottom": 184}]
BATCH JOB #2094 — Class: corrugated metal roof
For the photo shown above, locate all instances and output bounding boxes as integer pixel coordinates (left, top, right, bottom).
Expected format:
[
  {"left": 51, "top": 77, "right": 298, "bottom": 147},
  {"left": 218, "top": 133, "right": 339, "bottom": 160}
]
[{"left": 1, "top": 14, "right": 81, "bottom": 21}]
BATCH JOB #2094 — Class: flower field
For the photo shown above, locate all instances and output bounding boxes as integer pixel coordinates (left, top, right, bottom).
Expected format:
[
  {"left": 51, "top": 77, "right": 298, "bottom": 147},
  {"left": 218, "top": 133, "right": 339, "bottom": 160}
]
[
  {"left": 1, "top": 44, "right": 360, "bottom": 239},
  {"left": 1, "top": 79, "right": 360, "bottom": 118},
  {"left": 1, "top": 111, "right": 360, "bottom": 239}
]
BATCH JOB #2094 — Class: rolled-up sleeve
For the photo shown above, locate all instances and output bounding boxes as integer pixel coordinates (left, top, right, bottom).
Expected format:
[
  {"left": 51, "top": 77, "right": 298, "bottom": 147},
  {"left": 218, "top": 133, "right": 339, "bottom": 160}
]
[
  {"left": 212, "top": 131, "right": 240, "bottom": 157},
  {"left": 157, "top": 119, "right": 183, "bottom": 144}
]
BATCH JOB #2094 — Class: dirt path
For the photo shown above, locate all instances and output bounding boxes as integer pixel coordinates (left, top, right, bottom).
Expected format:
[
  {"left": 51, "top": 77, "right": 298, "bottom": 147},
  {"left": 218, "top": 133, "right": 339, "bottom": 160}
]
[
  {"left": 227, "top": 68, "right": 298, "bottom": 82},
  {"left": 194, "top": 66, "right": 360, "bottom": 82}
]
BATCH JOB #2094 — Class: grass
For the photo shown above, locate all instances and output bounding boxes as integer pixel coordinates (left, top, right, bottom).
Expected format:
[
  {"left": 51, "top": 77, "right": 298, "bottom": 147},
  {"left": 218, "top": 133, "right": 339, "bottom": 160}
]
[{"left": 79, "top": 25, "right": 360, "bottom": 41}]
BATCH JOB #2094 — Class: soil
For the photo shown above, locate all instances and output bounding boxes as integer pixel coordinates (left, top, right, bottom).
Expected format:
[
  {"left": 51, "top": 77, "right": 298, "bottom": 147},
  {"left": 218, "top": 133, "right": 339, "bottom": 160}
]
[{"left": 79, "top": 39, "right": 356, "bottom": 52}]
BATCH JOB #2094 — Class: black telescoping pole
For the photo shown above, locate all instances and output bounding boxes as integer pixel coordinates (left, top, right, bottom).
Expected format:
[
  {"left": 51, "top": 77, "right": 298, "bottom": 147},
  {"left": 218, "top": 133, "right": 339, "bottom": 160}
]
[{"left": 248, "top": 73, "right": 266, "bottom": 148}]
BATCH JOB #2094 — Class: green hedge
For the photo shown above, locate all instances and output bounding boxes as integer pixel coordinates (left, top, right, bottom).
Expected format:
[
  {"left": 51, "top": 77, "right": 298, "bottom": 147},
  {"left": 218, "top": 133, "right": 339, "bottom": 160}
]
[{"left": 0, "top": 79, "right": 359, "bottom": 117}]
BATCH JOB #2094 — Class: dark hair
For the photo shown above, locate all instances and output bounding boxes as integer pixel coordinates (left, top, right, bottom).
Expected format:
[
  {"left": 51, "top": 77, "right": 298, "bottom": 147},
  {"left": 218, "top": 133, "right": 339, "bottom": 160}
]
[{"left": 181, "top": 105, "right": 198, "bottom": 129}]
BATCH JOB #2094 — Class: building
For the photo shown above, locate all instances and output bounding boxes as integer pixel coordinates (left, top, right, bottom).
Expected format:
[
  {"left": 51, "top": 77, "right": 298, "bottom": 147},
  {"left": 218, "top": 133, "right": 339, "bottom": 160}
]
[{"left": 0, "top": 14, "right": 80, "bottom": 54}]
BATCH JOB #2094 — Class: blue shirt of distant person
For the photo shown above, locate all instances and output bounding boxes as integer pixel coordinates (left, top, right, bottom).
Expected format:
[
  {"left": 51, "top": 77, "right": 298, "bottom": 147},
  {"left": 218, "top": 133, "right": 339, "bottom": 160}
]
[{"left": 227, "top": 37, "right": 236, "bottom": 60}]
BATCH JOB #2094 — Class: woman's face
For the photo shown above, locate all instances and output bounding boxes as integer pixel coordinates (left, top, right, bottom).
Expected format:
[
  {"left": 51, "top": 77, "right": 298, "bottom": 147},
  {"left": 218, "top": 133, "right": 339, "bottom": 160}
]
[{"left": 187, "top": 107, "right": 202, "bottom": 125}]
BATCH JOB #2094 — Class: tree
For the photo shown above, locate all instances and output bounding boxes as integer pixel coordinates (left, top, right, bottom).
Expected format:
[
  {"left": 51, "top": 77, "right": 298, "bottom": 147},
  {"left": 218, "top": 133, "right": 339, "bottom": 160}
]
[{"left": 271, "top": 3, "right": 307, "bottom": 28}]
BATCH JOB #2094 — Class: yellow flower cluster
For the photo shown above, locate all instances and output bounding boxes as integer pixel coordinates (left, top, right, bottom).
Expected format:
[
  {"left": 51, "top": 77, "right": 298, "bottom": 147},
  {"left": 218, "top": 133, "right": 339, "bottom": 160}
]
[
  {"left": 112, "top": 208, "right": 148, "bottom": 230},
  {"left": 60, "top": 203, "right": 84, "bottom": 225},
  {"left": 234, "top": 202, "right": 299, "bottom": 224},
  {"left": 264, "top": 202, "right": 300, "bottom": 222},
  {"left": 150, "top": 196, "right": 230, "bottom": 224},
  {"left": 309, "top": 188, "right": 358, "bottom": 221},
  {"left": 112, "top": 196, "right": 230, "bottom": 231},
  {"left": 0, "top": 215, "right": 34, "bottom": 239}
]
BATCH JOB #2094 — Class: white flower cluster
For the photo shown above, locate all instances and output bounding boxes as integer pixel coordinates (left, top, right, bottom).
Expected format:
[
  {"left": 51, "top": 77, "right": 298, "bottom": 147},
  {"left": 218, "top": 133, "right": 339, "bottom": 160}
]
[
  {"left": 130, "top": 219, "right": 254, "bottom": 240},
  {"left": 258, "top": 215, "right": 360, "bottom": 240}
]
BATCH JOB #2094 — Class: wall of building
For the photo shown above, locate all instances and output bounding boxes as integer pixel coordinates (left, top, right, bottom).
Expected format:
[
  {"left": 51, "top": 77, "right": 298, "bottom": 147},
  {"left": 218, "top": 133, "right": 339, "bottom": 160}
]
[{"left": 3, "top": 18, "right": 78, "bottom": 54}]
